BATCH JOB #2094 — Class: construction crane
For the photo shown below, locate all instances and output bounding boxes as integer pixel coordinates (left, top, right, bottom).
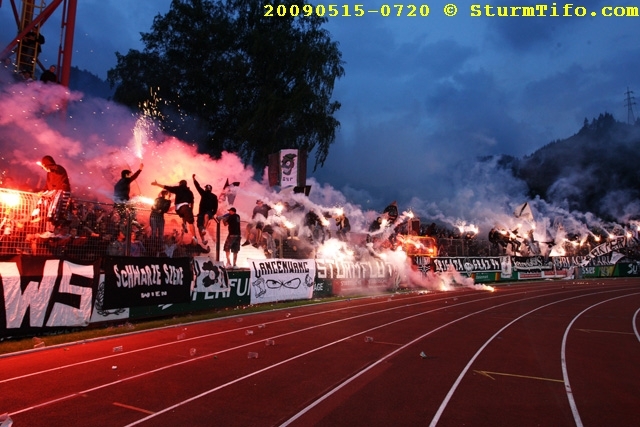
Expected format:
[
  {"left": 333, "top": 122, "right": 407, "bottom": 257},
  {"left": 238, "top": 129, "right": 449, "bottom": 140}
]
[{"left": 1, "top": 0, "right": 77, "bottom": 86}]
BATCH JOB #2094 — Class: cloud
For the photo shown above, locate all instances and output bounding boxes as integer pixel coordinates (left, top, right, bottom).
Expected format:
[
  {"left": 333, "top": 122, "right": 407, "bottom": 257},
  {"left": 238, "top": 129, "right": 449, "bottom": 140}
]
[{"left": 485, "top": 0, "right": 614, "bottom": 50}]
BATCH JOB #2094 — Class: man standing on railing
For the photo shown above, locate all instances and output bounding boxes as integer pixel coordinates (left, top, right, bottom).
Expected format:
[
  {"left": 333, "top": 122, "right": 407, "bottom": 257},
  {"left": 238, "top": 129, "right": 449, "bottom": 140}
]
[
  {"left": 335, "top": 212, "right": 351, "bottom": 242},
  {"left": 220, "top": 207, "right": 241, "bottom": 268},
  {"left": 150, "top": 189, "right": 171, "bottom": 249},
  {"left": 243, "top": 199, "right": 272, "bottom": 248},
  {"left": 152, "top": 178, "right": 205, "bottom": 247},
  {"left": 37, "top": 155, "right": 71, "bottom": 227},
  {"left": 192, "top": 174, "right": 218, "bottom": 246},
  {"left": 113, "top": 164, "right": 143, "bottom": 230},
  {"left": 114, "top": 165, "right": 144, "bottom": 203}
]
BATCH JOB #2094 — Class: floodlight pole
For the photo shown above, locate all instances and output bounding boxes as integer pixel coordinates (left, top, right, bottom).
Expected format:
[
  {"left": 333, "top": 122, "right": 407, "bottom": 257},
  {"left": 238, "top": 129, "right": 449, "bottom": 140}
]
[{"left": 1, "top": 0, "right": 77, "bottom": 87}]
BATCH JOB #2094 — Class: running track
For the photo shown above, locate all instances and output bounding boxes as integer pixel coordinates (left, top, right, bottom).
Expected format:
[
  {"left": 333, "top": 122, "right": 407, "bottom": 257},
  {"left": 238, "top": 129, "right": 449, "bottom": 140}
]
[{"left": 1, "top": 278, "right": 639, "bottom": 426}]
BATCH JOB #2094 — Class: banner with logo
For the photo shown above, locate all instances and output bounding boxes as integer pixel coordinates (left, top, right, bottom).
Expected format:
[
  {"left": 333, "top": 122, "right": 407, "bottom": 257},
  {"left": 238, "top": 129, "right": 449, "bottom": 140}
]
[
  {"left": 91, "top": 273, "right": 130, "bottom": 323},
  {"left": 315, "top": 258, "right": 399, "bottom": 295},
  {"left": 193, "top": 256, "right": 230, "bottom": 293},
  {"left": 0, "top": 256, "right": 100, "bottom": 338},
  {"left": 268, "top": 149, "right": 307, "bottom": 188},
  {"left": 579, "top": 236, "right": 628, "bottom": 266},
  {"left": 96, "top": 270, "right": 251, "bottom": 323},
  {"left": 411, "top": 256, "right": 432, "bottom": 275},
  {"left": 511, "top": 256, "right": 554, "bottom": 272},
  {"left": 102, "top": 256, "right": 193, "bottom": 309},
  {"left": 248, "top": 258, "right": 315, "bottom": 304},
  {"left": 432, "top": 257, "right": 502, "bottom": 274}
]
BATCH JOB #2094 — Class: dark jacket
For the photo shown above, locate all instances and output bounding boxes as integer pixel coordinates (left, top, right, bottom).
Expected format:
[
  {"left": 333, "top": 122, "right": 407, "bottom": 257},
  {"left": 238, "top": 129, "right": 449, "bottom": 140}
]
[
  {"left": 151, "top": 197, "right": 171, "bottom": 218},
  {"left": 46, "top": 164, "right": 70, "bottom": 192},
  {"left": 225, "top": 213, "right": 241, "bottom": 235},
  {"left": 114, "top": 169, "right": 142, "bottom": 202},
  {"left": 40, "top": 70, "right": 57, "bottom": 83},
  {"left": 193, "top": 178, "right": 218, "bottom": 214},
  {"left": 164, "top": 184, "right": 194, "bottom": 207}
]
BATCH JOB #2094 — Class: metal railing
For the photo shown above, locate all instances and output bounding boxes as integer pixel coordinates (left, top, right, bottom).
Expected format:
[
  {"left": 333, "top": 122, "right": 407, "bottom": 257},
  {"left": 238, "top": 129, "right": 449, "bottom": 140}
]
[
  {"left": 5, "top": 187, "right": 630, "bottom": 262},
  {"left": 0, "top": 187, "right": 211, "bottom": 260},
  {"left": 0, "top": 187, "right": 300, "bottom": 263}
]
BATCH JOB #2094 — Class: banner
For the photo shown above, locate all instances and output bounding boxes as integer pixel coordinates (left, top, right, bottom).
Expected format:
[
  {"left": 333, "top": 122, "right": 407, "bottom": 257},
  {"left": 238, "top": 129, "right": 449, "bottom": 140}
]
[
  {"left": 580, "top": 236, "right": 627, "bottom": 266},
  {"left": 193, "top": 256, "right": 230, "bottom": 293},
  {"left": 268, "top": 149, "right": 307, "bottom": 188},
  {"left": 102, "top": 256, "right": 193, "bottom": 309},
  {"left": 500, "top": 256, "right": 513, "bottom": 279},
  {"left": 474, "top": 272, "right": 500, "bottom": 283},
  {"left": 91, "top": 273, "right": 130, "bottom": 322},
  {"left": 0, "top": 256, "right": 100, "bottom": 337},
  {"left": 412, "top": 256, "right": 432, "bottom": 276},
  {"left": 127, "top": 269, "right": 252, "bottom": 322},
  {"left": 432, "top": 257, "right": 502, "bottom": 274},
  {"left": 248, "top": 258, "right": 315, "bottom": 304},
  {"left": 315, "top": 258, "right": 398, "bottom": 295},
  {"left": 312, "top": 278, "right": 333, "bottom": 298},
  {"left": 511, "top": 256, "right": 553, "bottom": 271},
  {"left": 614, "top": 262, "right": 640, "bottom": 277},
  {"left": 280, "top": 149, "right": 299, "bottom": 188},
  {"left": 190, "top": 267, "right": 251, "bottom": 303}
]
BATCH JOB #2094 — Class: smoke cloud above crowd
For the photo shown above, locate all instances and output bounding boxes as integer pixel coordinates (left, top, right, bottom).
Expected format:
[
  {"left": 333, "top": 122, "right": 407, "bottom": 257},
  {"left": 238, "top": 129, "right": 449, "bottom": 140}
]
[{"left": 0, "top": 70, "right": 637, "bottom": 279}]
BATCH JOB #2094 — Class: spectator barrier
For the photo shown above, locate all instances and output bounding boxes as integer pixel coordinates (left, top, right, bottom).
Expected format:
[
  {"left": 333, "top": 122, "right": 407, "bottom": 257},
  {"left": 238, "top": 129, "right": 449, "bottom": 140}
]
[
  {"left": 3, "top": 188, "right": 640, "bottom": 339},
  {"left": 3, "top": 249, "right": 640, "bottom": 339}
]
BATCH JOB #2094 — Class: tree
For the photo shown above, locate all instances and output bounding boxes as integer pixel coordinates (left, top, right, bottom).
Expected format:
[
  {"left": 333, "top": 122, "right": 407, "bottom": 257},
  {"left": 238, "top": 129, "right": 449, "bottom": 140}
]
[{"left": 107, "top": 0, "right": 345, "bottom": 171}]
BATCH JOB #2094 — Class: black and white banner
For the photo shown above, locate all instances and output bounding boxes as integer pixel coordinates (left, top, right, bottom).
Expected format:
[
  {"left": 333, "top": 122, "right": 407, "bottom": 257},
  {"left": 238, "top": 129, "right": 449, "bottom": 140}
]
[
  {"left": 552, "top": 253, "right": 620, "bottom": 269},
  {"left": 432, "top": 257, "right": 502, "bottom": 274},
  {"left": 193, "top": 256, "right": 230, "bottom": 293},
  {"left": 580, "top": 236, "right": 627, "bottom": 266},
  {"left": 512, "top": 256, "right": 554, "bottom": 272},
  {"left": 248, "top": 258, "right": 315, "bottom": 304},
  {"left": 103, "top": 256, "right": 193, "bottom": 309},
  {"left": 316, "top": 258, "right": 396, "bottom": 280},
  {"left": 0, "top": 256, "right": 100, "bottom": 337},
  {"left": 315, "top": 258, "right": 398, "bottom": 294}
]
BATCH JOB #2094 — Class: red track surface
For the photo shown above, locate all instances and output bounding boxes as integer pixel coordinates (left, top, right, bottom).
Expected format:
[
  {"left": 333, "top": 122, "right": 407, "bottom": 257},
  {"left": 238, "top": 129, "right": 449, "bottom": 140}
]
[{"left": 1, "top": 278, "right": 639, "bottom": 426}]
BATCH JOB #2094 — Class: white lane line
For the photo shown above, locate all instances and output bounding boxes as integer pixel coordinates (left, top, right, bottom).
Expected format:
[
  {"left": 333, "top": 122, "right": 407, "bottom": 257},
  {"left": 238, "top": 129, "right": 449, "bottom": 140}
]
[
  {"left": 279, "top": 287, "right": 613, "bottom": 427},
  {"left": 112, "top": 402, "right": 155, "bottom": 415},
  {"left": 124, "top": 290, "right": 527, "bottom": 427},
  {"left": 561, "top": 292, "right": 640, "bottom": 427},
  {"left": 4, "top": 284, "right": 587, "bottom": 419},
  {"left": 429, "top": 289, "right": 640, "bottom": 427},
  {"left": 9, "top": 291, "right": 507, "bottom": 416},
  {"left": 0, "top": 292, "right": 455, "bottom": 384}
]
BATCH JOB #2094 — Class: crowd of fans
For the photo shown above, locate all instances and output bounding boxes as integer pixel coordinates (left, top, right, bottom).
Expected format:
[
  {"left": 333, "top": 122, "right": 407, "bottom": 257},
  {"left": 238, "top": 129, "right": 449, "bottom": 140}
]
[
  {"left": 4, "top": 155, "right": 637, "bottom": 262},
  {"left": 4, "top": 191, "right": 638, "bottom": 261},
  {"left": 7, "top": 201, "right": 194, "bottom": 260}
]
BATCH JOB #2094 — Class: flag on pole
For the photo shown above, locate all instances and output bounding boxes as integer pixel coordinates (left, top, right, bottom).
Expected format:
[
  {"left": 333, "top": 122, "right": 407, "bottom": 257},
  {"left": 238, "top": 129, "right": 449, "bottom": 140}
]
[
  {"left": 267, "top": 149, "right": 307, "bottom": 188},
  {"left": 514, "top": 202, "right": 534, "bottom": 222},
  {"left": 220, "top": 179, "right": 240, "bottom": 205}
]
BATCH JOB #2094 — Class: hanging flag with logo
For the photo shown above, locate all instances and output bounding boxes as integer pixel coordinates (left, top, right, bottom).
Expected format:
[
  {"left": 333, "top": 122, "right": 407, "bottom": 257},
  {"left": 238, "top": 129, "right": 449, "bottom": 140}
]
[{"left": 268, "top": 149, "right": 307, "bottom": 188}]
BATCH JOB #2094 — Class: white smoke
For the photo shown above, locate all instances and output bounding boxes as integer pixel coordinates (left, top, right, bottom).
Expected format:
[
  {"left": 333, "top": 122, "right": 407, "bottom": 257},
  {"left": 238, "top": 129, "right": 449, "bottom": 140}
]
[{"left": 0, "top": 78, "right": 633, "bottom": 264}]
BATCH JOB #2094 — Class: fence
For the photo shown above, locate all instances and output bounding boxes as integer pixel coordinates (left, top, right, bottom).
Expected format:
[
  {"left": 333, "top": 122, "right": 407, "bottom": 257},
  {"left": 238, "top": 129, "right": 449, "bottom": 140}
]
[
  {"left": 4, "top": 187, "right": 621, "bottom": 263},
  {"left": 0, "top": 187, "right": 213, "bottom": 259},
  {"left": 0, "top": 187, "right": 312, "bottom": 264}
]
